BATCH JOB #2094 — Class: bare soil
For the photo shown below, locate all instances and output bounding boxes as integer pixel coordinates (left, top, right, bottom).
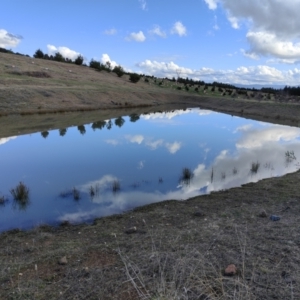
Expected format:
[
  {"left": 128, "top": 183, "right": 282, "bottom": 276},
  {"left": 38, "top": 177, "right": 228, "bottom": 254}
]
[{"left": 1, "top": 52, "right": 300, "bottom": 299}]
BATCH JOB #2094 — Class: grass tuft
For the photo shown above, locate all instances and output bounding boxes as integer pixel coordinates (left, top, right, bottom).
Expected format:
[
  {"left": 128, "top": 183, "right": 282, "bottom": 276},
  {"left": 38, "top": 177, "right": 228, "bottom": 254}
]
[
  {"left": 10, "top": 182, "right": 29, "bottom": 202},
  {"left": 250, "top": 161, "right": 260, "bottom": 174},
  {"left": 180, "top": 167, "right": 194, "bottom": 185},
  {"left": 112, "top": 180, "right": 121, "bottom": 193},
  {"left": 72, "top": 187, "right": 80, "bottom": 200}
]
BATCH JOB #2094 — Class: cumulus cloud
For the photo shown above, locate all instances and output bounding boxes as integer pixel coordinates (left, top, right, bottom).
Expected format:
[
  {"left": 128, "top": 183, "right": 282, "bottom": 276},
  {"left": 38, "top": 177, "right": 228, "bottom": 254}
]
[
  {"left": 0, "top": 136, "right": 17, "bottom": 146},
  {"left": 145, "top": 139, "right": 164, "bottom": 150},
  {"left": 149, "top": 25, "right": 166, "bottom": 38},
  {"left": 165, "top": 142, "right": 182, "bottom": 154},
  {"left": 125, "top": 135, "right": 145, "bottom": 144},
  {"left": 236, "top": 125, "right": 300, "bottom": 149},
  {"left": 204, "top": 0, "right": 218, "bottom": 10},
  {"left": 47, "top": 44, "right": 81, "bottom": 60},
  {"left": 137, "top": 58, "right": 300, "bottom": 85},
  {"left": 204, "top": 0, "right": 300, "bottom": 62},
  {"left": 171, "top": 22, "right": 187, "bottom": 37},
  {"left": 0, "top": 29, "right": 22, "bottom": 48},
  {"left": 126, "top": 31, "right": 146, "bottom": 42},
  {"left": 246, "top": 31, "right": 300, "bottom": 60},
  {"left": 104, "top": 28, "right": 117, "bottom": 35},
  {"left": 100, "top": 54, "right": 118, "bottom": 69}
]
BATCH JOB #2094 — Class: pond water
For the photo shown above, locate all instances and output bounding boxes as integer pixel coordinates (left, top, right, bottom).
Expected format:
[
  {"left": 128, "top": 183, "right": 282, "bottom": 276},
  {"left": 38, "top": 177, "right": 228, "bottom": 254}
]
[{"left": 0, "top": 108, "right": 300, "bottom": 232}]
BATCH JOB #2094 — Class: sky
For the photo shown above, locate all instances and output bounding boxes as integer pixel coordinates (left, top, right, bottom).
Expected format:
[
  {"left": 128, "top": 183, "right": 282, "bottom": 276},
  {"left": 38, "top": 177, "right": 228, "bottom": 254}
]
[{"left": 1, "top": 0, "right": 300, "bottom": 87}]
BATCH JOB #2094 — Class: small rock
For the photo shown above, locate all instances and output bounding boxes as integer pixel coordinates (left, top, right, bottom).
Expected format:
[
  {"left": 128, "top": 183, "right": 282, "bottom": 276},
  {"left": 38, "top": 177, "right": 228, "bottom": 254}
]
[
  {"left": 125, "top": 226, "right": 137, "bottom": 234},
  {"left": 58, "top": 256, "right": 68, "bottom": 265},
  {"left": 224, "top": 264, "right": 237, "bottom": 276},
  {"left": 270, "top": 215, "right": 280, "bottom": 221},
  {"left": 258, "top": 210, "right": 267, "bottom": 218},
  {"left": 194, "top": 211, "right": 205, "bottom": 217}
]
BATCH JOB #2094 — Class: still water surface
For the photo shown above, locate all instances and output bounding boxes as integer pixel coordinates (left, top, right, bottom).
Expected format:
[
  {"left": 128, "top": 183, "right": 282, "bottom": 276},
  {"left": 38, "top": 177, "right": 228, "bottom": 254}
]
[{"left": 0, "top": 108, "right": 300, "bottom": 232}]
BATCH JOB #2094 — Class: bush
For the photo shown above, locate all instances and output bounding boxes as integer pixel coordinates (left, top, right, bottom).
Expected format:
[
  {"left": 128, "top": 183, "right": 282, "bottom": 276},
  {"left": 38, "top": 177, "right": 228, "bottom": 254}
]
[
  {"left": 74, "top": 55, "right": 84, "bottom": 65},
  {"left": 34, "top": 49, "right": 44, "bottom": 59},
  {"left": 129, "top": 73, "right": 141, "bottom": 83},
  {"left": 54, "top": 52, "right": 65, "bottom": 62},
  {"left": 89, "top": 59, "right": 101, "bottom": 70},
  {"left": 112, "top": 65, "right": 125, "bottom": 77}
]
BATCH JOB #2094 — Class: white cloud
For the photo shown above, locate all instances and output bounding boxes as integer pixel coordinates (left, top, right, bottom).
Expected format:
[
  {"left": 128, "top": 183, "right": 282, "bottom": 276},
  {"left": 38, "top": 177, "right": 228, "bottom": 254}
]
[
  {"left": 125, "top": 135, "right": 144, "bottom": 144},
  {"left": 104, "top": 28, "right": 117, "bottom": 35},
  {"left": 204, "top": 0, "right": 219, "bottom": 10},
  {"left": 0, "top": 29, "right": 22, "bottom": 48},
  {"left": 236, "top": 125, "right": 300, "bottom": 149},
  {"left": 221, "top": 0, "right": 300, "bottom": 38},
  {"left": 145, "top": 139, "right": 164, "bottom": 150},
  {"left": 137, "top": 58, "right": 300, "bottom": 85},
  {"left": 47, "top": 44, "right": 81, "bottom": 60},
  {"left": 203, "top": 1, "right": 300, "bottom": 63},
  {"left": 138, "top": 160, "right": 145, "bottom": 169},
  {"left": 165, "top": 142, "right": 182, "bottom": 154},
  {"left": 149, "top": 25, "right": 166, "bottom": 38},
  {"left": 0, "top": 136, "right": 17, "bottom": 146},
  {"left": 101, "top": 54, "right": 118, "bottom": 69},
  {"left": 126, "top": 31, "right": 146, "bottom": 42},
  {"left": 241, "top": 49, "right": 259, "bottom": 60},
  {"left": 139, "top": 0, "right": 147, "bottom": 10},
  {"left": 246, "top": 31, "right": 300, "bottom": 60},
  {"left": 171, "top": 22, "right": 187, "bottom": 37},
  {"left": 105, "top": 139, "right": 119, "bottom": 146}
]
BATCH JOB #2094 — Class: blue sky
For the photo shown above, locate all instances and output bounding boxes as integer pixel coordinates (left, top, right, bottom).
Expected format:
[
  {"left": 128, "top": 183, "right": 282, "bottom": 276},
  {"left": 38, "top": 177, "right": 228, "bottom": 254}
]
[{"left": 1, "top": 0, "right": 300, "bottom": 86}]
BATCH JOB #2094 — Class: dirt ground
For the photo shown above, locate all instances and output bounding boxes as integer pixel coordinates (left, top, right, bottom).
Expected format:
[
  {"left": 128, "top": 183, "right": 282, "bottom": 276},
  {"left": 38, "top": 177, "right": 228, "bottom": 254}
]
[{"left": 1, "top": 52, "right": 300, "bottom": 299}]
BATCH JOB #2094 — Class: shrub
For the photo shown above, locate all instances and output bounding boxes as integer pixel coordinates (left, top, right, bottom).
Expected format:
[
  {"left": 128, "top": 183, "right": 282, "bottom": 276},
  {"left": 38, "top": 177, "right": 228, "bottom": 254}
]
[
  {"left": 34, "top": 49, "right": 44, "bottom": 59},
  {"left": 129, "top": 73, "right": 141, "bottom": 83},
  {"left": 112, "top": 65, "right": 125, "bottom": 77},
  {"left": 177, "top": 86, "right": 182, "bottom": 90},
  {"left": 54, "top": 52, "right": 65, "bottom": 62},
  {"left": 74, "top": 55, "right": 84, "bottom": 65}
]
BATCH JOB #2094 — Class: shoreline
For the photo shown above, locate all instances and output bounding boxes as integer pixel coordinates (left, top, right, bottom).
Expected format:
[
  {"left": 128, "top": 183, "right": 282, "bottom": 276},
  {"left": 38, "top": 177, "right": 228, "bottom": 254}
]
[{"left": 1, "top": 53, "right": 300, "bottom": 298}]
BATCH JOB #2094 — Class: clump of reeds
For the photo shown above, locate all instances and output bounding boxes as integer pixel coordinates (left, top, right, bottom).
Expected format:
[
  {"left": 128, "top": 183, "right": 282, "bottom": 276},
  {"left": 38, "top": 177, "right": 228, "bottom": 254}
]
[
  {"left": 72, "top": 187, "right": 80, "bottom": 200},
  {"left": 10, "top": 182, "right": 30, "bottom": 202},
  {"left": 180, "top": 168, "right": 194, "bottom": 185},
  {"left": 285, "top": 150, "right": 296, "bottom": 164},
  {"left": 0, "top": 195, "right": 7, "bottom": 205},
  {"left": 89, "top": 184, "right": 99, "bottom": 198},
  {"left": 221, "top": 172, "right": 226, "bottom": 180},
  {"left": 112, "top": 180, "right": 121, "bottom": 193},
  {"left": 250, "top": 161, "right": 260, "bottom": 174}
]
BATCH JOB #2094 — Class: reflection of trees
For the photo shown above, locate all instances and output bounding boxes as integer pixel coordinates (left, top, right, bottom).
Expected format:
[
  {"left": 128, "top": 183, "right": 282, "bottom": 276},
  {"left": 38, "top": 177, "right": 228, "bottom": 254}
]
[
  {"left": 115, "top": 117, "right": 125, "bottom": 128},
  {"left": 92, "top": 121, "right": 106, "bottom": 130},
  {"left": 41, "top": 131, "right": 49, "bottom": 138},
  {"left": 106, "top": 120, "right": 113, "bottom": 130},
  {"left": 59, "top": 128, "right": 67, "bottom": 136},
  {"left": 77, "top": 125, "right": 86, "bottom": 135},
  {"left": 129, "top": 113, "right": 140, "bottom": 122}
]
